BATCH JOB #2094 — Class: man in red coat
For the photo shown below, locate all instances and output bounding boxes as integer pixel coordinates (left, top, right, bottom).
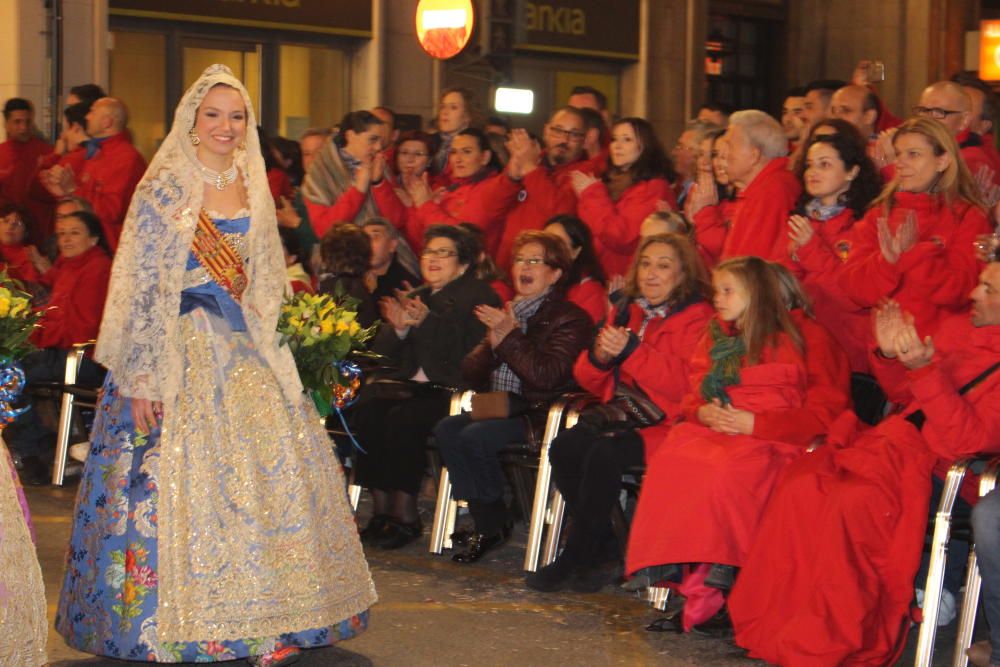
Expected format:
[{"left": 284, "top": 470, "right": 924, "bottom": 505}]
[
  {"left": 42, "top": 97, "right": 146, "bottom": 251},
  {"left": 498, "top": 107, "right": 598, "bottom": 269},
  {"left": 719, "top": 110, "right": 801, "bottom": 262},
  {"left": 0, "top": 98, "right": 53, "bottom": 240},
  {"left": 729, "top": 264, "right": 1000, "bottom": 667}
]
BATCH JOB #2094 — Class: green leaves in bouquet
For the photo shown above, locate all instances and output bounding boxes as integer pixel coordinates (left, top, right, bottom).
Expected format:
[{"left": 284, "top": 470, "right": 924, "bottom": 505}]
[{"left": 0, "top": 270, "right": 40, "bottom": 360}]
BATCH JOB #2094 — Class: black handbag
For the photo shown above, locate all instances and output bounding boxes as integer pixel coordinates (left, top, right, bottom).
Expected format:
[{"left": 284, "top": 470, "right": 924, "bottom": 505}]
[{"left": 579, "top": 381, "right": 665, "bottom": 431}]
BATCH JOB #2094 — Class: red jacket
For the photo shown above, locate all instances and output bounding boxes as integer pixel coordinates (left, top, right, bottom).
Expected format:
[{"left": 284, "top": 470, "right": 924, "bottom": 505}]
[
  {"left": 573, "top": 299, "right": 713, "bottom": 455},
  {"left": 496, "top": 156, "right": 601, "bottom": 270},
  {"left": 34, "top": 148, "right": 87, "bottom": 240},
  {"left": 565, "top": 278, "right": 606, "bottom": 324},
  {"left": 76, "top": 133, "right": 147, "bottom": 252},
  {"left": 577, "top": 177, "right": 676, "bottom": 277},
  {"left": 627, "top": 328, "right": 807, "bottom": 576},
  {"left": 692, "top": 197, "right": 739, "bottom": 268},
  {"left": 0, "top": 243, "right": 42, "bottom": 285},
  {"left": 838, "top": 192, "right": 991, "bottom": 337},
  {"left": 32, "top": 245, "right": 111, "bottom": 349},
  {"left": 789, "top": 207, "right": 871, "bottom": 372},
  {"left": 267, "top": 167, "right": 293, "bottom": 202},
  {"left": 730, "top": 315, "right": 1000, "bottom": 667},
  {"left": 753, "top": 310, "right": 852, "bottom": 445},
  {"left": 721, "top": 158, "right": 801, "bottom": 262},
  {"left": 306, "top": 178, "right": 402, "bottom": 241},
  {"left": 0, "top": 137, "right": 53, "bottom": 239},
  {"left": 411, "top": 169, "right": 521, "bottom": 257}
]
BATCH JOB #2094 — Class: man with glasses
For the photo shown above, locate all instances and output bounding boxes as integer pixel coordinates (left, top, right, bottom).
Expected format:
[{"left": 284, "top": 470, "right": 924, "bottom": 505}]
[
  {"left": 495, "top": 106, "right": 598, "bottom": 268},
  {"left": 671, "top": 120, "right": 718, "bottom": 209}
]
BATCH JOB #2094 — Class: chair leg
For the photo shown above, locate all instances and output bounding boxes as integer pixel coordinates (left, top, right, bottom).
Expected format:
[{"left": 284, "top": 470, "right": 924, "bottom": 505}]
[
  {"left": 524, "top": 398, "right": 569, "bottom": 572},
  {"left": 951, "top": 460, "right": 1000, "bottom": 667},
  {"left": 50, "top": 393, "right": 76, "bottom": 486},
  {"left": 541, "top": 490, "right": 566, "bottom": 567},
  {"left": 648, "top": 586, "right": 671, "bottom": 611},
  {"left": 916, "top": 459, "right": 972, "bottom": 667},
  {"left": 346, "top": 465, "right": 362, "bottom": 513},
  {"left": 429, "top": 466, "right": 454, "bottom": 554}
]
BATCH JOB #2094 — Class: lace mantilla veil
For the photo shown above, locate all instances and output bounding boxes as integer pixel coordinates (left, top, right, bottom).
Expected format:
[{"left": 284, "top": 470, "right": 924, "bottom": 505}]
[{"left": 95, "top": 64, "right": 302, "bottom": 405}]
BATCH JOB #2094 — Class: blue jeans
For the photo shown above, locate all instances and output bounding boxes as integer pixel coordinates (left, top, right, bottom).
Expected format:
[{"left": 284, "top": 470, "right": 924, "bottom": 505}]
[
  {"left": 433, "top": 412, "right": 527, "bottom": 504},
  {"left": 972, "top": 489, "right": 1000, "bottom": 663}
]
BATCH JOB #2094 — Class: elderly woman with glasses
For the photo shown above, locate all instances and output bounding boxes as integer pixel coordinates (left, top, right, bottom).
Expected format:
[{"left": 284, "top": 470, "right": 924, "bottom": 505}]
[
  {"left": 433, "top": 230, "right": 593, "bottom": 564},
  {"left": 351, "top": 224, "right": 500, "bottom": 550},
  {"left": 0, "top": 204, "right": 42, "bottom": 286}
]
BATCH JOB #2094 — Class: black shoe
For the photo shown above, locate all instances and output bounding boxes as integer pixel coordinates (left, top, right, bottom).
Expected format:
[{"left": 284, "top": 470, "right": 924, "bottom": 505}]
[
  {"left": 449, "top": 527, "right": 475, "bottom": 548},
  {"left": 646, "top": 593, "right": 685, "bottom": 633},
  {"left": 691, "top": 608, "right": 733, "bottom": 639},
  {"left": 570, "top": 562, "right": 616, "bottom": 594},
  {"left": 704, "top": 563, "right": 737, "bottom": 591},
  {"left": 359, "top": 514, "right": 392, "bottom": 544},
  {"left": 451, "top": 522, "right": 512, "bottom": 564},
  {"left": 375, "top": 520, "right": 423, "bottom": 550},
  {"left": 525, "top": 557, "right": 575, "bottom": 592},
  {"left": 19, "top": 456, "right": 49, "bottom": 486}
]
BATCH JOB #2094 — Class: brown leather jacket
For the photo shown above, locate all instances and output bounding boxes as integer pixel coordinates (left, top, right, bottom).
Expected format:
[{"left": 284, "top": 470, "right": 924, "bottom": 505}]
[{"left": 462, "top": 293, "right": 594, "bottom": 417}]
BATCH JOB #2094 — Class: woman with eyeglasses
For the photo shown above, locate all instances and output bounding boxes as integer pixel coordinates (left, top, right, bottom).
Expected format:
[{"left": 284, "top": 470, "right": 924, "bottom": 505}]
[
  {"left": 840, "top": 117, "right": 992, "bottom": 340},
  {"left": 784, "top": 120, "right": 882, "bottom": 372},
  {"left": 351, "top": 224, "right": 500, "bottom": 550},
  {"left": 405, "top": 127, "right": 521, "bottom": 258},
  {"left": 433, "top": 231, "right": 592, "bottom": 564},
  {"left": 573, "top": 117, "right": 679, "bottom": 277},
  {"left": 0, "top": 204, "right": 42, "bottom": 287}
]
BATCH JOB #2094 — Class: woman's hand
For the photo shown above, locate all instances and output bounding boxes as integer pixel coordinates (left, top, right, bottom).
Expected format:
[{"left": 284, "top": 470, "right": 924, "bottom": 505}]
[
  {"left": 713, "top": 404, "right": 755, "bottom": 435},
  {"left": 25, "top": 245, "right": 52, "bottom": 274},
  {"left": 872, "top": 128, "right": 897, "bottom": 169},
  {"left": 594, "top": 325, "right": 630, "bottom": 363},
  {"left": 131, "top": 397, "right": 163, "bottom": 436},
  {"left": 371, "top": 152, "right": 386, "bottom": 183},
  {"left": 787, "top": 214, "right": 815, "bottom": 250},
  {"left": 873, "top": 299, "right": 908, "bottom": 359},
  {"left": 275, "top": 196, "right": 301, "bottom": 229},
  {"left": 685, "top": 171, "right": 718, "bottom": 218},
  {"left": 893, "top": 322, "right": 935, "bottom": 370},
  {"left": 404, "top": 172, "right": 433, "bottom": 207},
  {"left": 403, "top": 295, "right": 429, "bottom": 328},
  {"left": 877, "top": 212, "right": 918, "bottom": 264},
  {"left": 570, "top": 170, "right": 599, "bottom": 196},
  {"left": 353, "top": 158, "right": 372, "bottom": 194},
  {"left": 697, "top": 399, "right": 728, "bottom": 430},
  {"left": 475, "top": 303, "right": 518, "bottom": 348},
  {"left": 380, "top": 296, "right": 410, "bottom": 334}
]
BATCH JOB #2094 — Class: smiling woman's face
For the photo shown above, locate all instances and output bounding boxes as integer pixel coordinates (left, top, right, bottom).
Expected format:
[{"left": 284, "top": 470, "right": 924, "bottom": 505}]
[{"left": 192, "top": 85, "right": 247, "bottom": 159}]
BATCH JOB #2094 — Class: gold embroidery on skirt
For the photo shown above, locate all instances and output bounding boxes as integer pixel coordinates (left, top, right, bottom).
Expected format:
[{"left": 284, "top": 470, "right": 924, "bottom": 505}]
[
  {"left": 156, "top": 312, "right": 375, "bottom": 643},
  {"left": 0, "top": 439, "right": 48, "bottom": 666}
]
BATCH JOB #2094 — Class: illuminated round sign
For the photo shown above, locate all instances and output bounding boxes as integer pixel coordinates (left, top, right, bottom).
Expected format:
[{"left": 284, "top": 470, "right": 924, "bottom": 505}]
[{"left": 415, "top": 0, "right": 474, "bottom": 60}]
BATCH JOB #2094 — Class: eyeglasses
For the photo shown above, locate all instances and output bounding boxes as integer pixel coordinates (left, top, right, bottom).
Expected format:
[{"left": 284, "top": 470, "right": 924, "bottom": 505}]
[
  {"left": 912, "top": 106, "right": 962, "bottom": 120},
  {"left": 512, "top": 257, "right": 547, "bottom": 266},
  {"left": 398, "top": 150, "right": 428, "bottom": 158},
  {"left": 421, "top": 248, "right": 458, "bottom": 259},
  {"left": 2, "top": 217, "right": 24, "bottom": 228},
  {"left": 548, "top": 126, "right": 585, "bottom": 141}
]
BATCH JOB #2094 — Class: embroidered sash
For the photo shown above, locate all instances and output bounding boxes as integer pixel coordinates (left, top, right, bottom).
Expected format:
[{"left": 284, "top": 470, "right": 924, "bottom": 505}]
[{"left": 191, "top": 209, "right": 248, "bottom": 302}]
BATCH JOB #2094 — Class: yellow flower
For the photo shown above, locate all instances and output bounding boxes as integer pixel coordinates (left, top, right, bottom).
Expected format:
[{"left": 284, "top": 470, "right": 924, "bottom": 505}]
[
  {"left": 320, "top": 319, "right": 334, "bottom": 336},
  {"left": 0, "top": 297, "right": 11, "bottom": 318},
  {"left": 288, "top": 316, "right": 302, "bottom": 329},
  {"left": 335, "top": 321, "right": 349, "bottom": 333},
  {"left": 8, "top": 298, "right": 27, "bottom": 317},
  {"left": 349, "top": 321, "right": 361, "bottom": 336}
]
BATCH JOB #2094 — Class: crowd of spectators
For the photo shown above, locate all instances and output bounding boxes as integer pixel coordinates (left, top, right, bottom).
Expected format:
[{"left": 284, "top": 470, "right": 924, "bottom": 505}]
[{"left": 2, "top": 62, "right": 1000, "bottom": 665}]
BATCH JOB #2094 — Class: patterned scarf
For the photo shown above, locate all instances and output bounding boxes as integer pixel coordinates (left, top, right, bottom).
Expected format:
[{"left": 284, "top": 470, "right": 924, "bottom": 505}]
[
  {"left": 804, "top": 198, "right": 846, "bottom": 221},
  {"left": 490, "top": 291, "right": 550, "bottom": 394},
  {"left": 635, "top": 297, "right": 671, "bottom": 339},
  {"left": 699, "top": 319, "right": 746, "bottom": 405},
  {"left": 301, "top": 140, "right": 379, "bottom": 226}
]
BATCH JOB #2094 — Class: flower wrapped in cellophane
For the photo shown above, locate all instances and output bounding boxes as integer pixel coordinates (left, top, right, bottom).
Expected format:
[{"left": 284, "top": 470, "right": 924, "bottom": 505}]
[
  {"left": 0, "top": 272, "right": 42, "bottom": 425},
  {"left": 277, "top": 285, "right": 377, "bottom": 416}
]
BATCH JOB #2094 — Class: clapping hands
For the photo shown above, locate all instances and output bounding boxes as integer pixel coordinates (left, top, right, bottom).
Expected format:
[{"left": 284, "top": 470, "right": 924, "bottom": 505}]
[{"left": 873, "top": 300, "right": 935, "bottom": 369}]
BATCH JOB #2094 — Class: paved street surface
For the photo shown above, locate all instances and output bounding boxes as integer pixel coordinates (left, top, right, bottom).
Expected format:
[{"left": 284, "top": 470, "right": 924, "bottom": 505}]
[{"left": 26, "top": 482, "right": 970, "bottom": 666}]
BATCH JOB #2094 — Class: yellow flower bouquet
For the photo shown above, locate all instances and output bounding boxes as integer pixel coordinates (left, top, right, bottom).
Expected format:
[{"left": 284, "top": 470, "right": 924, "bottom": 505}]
[
  {"left": 276, "top": 285, "right": 377, "bottom": 416},
  {"left": 0, "top": 272, "right": 42, "bottom": 424}
]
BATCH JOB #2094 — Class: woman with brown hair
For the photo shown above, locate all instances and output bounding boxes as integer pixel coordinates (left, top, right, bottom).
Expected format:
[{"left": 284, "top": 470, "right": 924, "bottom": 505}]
[
  {"left": 527, "top": 233, "right": 713, "bottom": 593},
  {"left": 840, "top": 117, "right": 992, "bottom": 341},
  {"left": 433, "top": 230, "right": 593, "bottom": 564},
  {"left": 574, "top": 117, "right": 678, "bottom": 276}
]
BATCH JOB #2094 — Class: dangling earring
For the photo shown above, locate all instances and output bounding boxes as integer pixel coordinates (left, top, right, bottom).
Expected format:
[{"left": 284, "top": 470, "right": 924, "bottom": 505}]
[{"left": 189, "top": 128, "right": 201, "bottom": 146}]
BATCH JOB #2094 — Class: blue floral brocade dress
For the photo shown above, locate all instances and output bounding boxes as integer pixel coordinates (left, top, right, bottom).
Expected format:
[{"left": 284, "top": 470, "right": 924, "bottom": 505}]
[{"left": 56, "top": 214, "right": 374, "bottom": 662}]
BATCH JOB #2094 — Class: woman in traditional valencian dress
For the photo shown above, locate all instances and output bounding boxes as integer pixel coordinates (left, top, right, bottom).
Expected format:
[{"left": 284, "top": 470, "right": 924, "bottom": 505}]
[
  {"left": 56, "top": 65, "right": 376, "bottom": 665},
  {"left": 0, "top": 434, "right": 47, "bottom": 666}
]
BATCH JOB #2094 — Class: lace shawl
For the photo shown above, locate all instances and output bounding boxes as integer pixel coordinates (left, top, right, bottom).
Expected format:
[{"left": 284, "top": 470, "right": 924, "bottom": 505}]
[{"left": 94, "top": 64, "right": 302, "bottom": 405}]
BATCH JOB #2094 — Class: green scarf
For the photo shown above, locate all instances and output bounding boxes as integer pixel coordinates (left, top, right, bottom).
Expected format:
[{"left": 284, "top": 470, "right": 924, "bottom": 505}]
[{"left": 700, "top": 319, "right": 746, "bottom": 405}]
